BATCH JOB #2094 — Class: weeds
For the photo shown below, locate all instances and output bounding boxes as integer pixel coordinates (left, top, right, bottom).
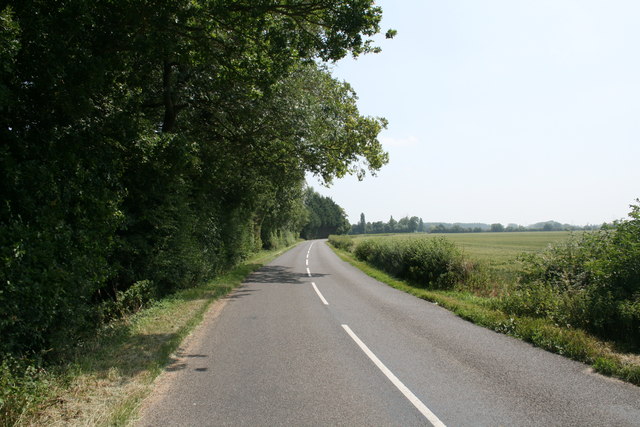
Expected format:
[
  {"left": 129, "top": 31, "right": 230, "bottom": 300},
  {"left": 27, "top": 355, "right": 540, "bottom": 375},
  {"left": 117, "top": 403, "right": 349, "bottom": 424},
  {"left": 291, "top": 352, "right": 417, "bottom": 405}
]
[{"left": 0, "top": 357, "right": 55, "bottom": 427}]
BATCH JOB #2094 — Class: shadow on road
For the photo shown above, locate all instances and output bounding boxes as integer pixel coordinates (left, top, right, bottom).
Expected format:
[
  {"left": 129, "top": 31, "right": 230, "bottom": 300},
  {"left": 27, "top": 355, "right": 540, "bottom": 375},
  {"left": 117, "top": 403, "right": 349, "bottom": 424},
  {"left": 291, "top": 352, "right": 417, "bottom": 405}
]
[
  {"left": 165, "top": 350, "right": 211, "bottom": 372},
  {"left": 225, "top": 288, "right": 259, "bottom": 300},
  {"left": 245, "top": 265, "right": 328, "bottom": 285}
]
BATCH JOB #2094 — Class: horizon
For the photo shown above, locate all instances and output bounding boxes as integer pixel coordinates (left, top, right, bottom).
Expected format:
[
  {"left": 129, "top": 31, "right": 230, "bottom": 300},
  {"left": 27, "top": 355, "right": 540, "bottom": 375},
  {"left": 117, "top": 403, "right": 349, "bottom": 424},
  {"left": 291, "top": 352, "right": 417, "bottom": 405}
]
[{"left": 330, "top": 208, "right": 615, "bottom": 228}]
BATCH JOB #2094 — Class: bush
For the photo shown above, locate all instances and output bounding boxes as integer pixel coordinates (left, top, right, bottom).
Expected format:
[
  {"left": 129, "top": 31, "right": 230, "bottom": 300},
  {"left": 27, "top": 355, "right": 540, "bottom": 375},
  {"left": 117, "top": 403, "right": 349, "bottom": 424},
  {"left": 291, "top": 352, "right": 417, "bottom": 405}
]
[
  {"left": 353, "top": 237, "right": 477, "bottom": 290},
  {"left": 328, "top": 235, "right": 355, "bottom": 252},
  {"left": 502, "top": 202, "right": 640, "bottom": 345},
  {"left": 100, "top": 280, "right": 157, "bottom": 321},
  {"left": 0, "top": 357, "right": 54, "bottom": 427},
  {"left": 262, "top": 229, "right": 298, "bottom": 250}
]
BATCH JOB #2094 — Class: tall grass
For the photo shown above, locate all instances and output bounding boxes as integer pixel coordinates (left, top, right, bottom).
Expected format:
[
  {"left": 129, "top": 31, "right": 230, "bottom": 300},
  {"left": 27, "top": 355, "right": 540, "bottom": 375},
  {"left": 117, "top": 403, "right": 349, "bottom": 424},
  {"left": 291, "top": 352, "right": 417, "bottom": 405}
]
[{"left": 0, "top": 357, "right": 54, "bottom": 426}]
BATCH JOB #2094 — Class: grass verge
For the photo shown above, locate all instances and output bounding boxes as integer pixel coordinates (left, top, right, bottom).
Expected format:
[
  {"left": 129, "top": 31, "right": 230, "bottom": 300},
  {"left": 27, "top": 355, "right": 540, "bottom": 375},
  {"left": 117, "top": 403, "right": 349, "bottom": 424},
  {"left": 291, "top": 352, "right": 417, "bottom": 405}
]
[
  {"left": 330, "top": 245, "right": 640, "bottom": 387},
  {"left": 5, "top": 244, "right": 297, "bottom": 427}
]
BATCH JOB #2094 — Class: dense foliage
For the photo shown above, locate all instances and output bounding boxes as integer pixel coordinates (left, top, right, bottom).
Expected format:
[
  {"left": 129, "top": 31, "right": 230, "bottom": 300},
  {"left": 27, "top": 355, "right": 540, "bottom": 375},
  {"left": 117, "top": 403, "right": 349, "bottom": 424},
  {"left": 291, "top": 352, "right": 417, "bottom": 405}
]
[
  {"left": 502, "top": 202, "right": 640, "bottom": 345},
  {"left": 351, "top": 215, "right": 422, "bottom": 234},
  {"left": 301, "top": 188, "right": 350, "bottom": 239},
  {"left": 337, "top": 236, "right": 477, "bottom": 290},
  {"left": 0, "top": 1, "right": 390, "bottom": 360}
]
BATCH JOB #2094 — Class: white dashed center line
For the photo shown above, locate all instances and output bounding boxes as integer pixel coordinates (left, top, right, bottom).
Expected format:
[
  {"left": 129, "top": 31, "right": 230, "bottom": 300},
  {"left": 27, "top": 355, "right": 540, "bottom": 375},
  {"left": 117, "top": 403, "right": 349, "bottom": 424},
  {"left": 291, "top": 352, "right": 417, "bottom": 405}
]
[
  {"left": 306, "top": 242, "right": 328, "bottom": 305},
  {"left": 311, "top": 282, "right": 329, "bottom": 305},
  {"left": 341, "top": 325, "right": 446, "bottom": 427}
]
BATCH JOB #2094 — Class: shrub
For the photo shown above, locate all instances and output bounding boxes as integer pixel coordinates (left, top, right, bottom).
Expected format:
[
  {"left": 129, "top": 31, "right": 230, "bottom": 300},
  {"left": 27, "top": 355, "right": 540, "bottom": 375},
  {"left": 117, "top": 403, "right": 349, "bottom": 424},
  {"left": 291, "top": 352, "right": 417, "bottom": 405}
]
[
  {"left": 0, "top": 357, "right": 54, "bottom": 427},
  {"left": 353, "top": 237, "right": 478, "bottom": 290},
  {"left": 502, "top": 201, "right": 640, "bottom": 345},
  {"left": 100, "top": 280, "right": 157, "bottom": 321},
  {"left": 328, "top": 235, "right": 355, "bottom": 252},
  {"left": 403, "top": 238, "right": 472, "bottom": 289},
  {"left": 262, "top": 229, "right": 298, "bottom": 250}
]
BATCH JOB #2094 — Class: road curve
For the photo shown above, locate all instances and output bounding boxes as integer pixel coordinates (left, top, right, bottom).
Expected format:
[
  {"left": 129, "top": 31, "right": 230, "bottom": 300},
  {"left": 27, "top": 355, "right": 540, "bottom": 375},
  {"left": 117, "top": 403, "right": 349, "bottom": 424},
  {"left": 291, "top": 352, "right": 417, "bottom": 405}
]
[{"left": 137, "top": 240, "right": 640, "bottom": 426}]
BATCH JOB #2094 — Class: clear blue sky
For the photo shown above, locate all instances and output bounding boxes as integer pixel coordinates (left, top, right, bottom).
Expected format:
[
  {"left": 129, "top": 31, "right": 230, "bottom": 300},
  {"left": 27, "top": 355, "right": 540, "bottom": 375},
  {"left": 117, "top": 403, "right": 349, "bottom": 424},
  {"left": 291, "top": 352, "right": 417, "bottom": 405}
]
[{"left": 308, "top": 0, "right": 640, "bottom": 226}]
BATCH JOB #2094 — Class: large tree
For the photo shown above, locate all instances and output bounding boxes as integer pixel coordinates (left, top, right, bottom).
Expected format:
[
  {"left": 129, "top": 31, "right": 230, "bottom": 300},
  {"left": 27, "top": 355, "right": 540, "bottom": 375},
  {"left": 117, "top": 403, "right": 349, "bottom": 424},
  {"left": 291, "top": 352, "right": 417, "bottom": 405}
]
[
  {"left": 301, "top": 188, "right": 351, "bottom": 239},
  {"left": 1, "top": 1, "right": 391, "bottom": 357}
]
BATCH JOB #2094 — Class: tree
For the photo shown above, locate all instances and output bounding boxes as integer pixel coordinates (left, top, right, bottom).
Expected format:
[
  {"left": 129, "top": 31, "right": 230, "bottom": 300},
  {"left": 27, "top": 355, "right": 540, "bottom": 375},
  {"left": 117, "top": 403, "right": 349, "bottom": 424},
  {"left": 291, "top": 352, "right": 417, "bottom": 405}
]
[
  {"left": 301, "top": 188, "right": 350, "bottom": 239},
  {"left": 490, "top": 223, "right": 505, "bottom": 232},
  {"left": 370, "top": 221, "right": 385, "bottom": 234},
  {"left": 0, "top": 0, "right": 392, "bottom": 358},
  {"left": 408, "top": 216, "right": 420, "bottom": 233},
  {"left": 388, "top": 216, "right": 397, "bottom": 232},
  {"left": 359, "top": 213, "right": 367, "bottom": 234},
  {"left": 432, "top": 224, "right": 447, "bottom": 233},
  {"left": 397, "top": 216, "right": 409, "bottom": 233}
]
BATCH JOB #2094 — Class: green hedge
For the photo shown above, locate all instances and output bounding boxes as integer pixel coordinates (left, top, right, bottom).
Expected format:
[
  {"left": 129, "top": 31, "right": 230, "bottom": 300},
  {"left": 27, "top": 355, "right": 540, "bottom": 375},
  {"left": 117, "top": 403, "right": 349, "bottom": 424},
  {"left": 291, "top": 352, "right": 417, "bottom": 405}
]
[
  {"left": 327, "top": 235, "right": 355, "bottom": 252},
  {"left": 502, "top": 203, "right": 640, "bottom": 345},
  {"left": 351, "top": 237, "right": 476, "bottom": 290}
]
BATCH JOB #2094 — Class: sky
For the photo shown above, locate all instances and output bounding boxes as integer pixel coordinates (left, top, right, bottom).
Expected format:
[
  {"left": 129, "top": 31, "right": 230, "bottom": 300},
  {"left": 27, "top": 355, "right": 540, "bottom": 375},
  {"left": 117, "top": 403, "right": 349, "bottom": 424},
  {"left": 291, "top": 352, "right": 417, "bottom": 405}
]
[{"left": 308, "top": 0, "right": 640, "bottom": 226}]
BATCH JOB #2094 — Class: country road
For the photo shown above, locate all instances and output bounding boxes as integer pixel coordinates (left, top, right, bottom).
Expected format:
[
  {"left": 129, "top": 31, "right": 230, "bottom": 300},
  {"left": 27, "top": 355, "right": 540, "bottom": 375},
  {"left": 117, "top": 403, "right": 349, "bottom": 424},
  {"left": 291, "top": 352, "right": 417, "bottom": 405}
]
[{"left": 137, "top": 240, "right": 640, "bottom": 426}]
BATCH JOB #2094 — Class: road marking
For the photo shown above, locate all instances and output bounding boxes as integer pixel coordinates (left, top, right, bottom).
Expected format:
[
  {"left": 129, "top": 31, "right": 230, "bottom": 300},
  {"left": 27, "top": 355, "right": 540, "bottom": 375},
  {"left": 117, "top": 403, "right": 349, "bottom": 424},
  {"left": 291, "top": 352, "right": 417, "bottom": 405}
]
[
  {"left": 341, "top": 325, "right": 446, "bottom": 427},
  {"left": 311, "top": 282, "right": 329, "bottom": 305},
  {"left": 306, "top": 242, "right": 327, "bottom": 305}
]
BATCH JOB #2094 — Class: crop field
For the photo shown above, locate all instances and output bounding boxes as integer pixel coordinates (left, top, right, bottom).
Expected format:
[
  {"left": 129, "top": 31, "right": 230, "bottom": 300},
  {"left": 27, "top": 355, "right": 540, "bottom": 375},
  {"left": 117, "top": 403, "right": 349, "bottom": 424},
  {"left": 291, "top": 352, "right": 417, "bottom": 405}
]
[{"left": 349, "top": 231, "right": 575, "bottom": 276}]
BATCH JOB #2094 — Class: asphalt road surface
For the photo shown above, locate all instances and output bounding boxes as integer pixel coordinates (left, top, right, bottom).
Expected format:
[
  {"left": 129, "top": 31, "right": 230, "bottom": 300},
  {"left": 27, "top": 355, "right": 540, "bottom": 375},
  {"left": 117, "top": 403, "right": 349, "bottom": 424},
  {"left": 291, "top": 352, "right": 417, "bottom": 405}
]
[{"left": 137, "top": 240, "right": 640, "bottom": 426}]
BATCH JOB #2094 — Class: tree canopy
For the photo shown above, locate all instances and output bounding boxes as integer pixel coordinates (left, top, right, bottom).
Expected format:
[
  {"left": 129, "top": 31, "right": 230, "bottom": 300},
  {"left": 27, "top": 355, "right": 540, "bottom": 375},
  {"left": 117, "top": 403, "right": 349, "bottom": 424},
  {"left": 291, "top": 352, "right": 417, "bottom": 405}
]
[
  {"left": 301, "top": 188, "right": 350, "bottom": 239},
  {"left": 0, "top": 1, "right": 390, "bottom": 358}
]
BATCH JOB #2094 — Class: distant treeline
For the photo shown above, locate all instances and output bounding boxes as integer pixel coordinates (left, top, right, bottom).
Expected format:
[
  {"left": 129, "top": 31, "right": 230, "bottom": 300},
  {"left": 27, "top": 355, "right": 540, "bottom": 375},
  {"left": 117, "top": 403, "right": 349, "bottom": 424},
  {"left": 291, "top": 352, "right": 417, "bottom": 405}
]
[{"left": 350, "top": 214, "right": 601, "bottom": 235}]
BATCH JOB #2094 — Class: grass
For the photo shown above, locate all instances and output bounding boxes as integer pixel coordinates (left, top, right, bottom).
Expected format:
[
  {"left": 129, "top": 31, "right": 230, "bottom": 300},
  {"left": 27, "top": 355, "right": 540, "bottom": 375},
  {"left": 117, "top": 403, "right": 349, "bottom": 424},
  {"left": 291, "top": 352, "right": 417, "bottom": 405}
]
[
  {"left": 329, "top": 236, "right": 640, "bottom": 387},
  {"left": 5, "top": 244, "right": 297, "bottom": 427}
]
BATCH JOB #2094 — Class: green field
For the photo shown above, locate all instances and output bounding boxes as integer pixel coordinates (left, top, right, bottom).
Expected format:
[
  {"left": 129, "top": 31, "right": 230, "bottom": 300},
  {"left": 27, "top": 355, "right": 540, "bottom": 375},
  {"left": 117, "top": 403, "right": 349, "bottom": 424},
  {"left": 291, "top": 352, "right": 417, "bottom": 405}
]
[{"left": 350, "top": 231, "right": 574, "bottom": 277}]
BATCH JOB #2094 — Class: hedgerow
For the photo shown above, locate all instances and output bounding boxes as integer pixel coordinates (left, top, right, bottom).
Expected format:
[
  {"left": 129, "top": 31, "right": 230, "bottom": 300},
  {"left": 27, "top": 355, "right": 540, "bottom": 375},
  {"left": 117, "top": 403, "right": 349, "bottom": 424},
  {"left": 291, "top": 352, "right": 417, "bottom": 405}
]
[
  {"left": 352, "top": 237, "right": 478, "bottom": 290},
  {"left": 501, "top": 202, "right": 640, "bottom": 345}
]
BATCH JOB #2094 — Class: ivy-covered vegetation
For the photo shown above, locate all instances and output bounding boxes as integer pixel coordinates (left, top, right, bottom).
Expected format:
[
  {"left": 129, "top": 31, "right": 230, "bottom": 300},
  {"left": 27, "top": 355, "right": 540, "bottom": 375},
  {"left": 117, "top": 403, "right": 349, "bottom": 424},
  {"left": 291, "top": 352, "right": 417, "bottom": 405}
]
[{"left": 0, "top": 1, "right": 390, "bottom": 365}]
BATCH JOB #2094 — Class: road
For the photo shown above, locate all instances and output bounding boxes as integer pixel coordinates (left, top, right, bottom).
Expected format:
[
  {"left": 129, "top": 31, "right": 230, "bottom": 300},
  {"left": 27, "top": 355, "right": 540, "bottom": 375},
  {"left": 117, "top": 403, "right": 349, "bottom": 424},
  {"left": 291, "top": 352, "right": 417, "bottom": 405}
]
[{"left": 137, "top": 240, "right": 640, "bottom": 426}]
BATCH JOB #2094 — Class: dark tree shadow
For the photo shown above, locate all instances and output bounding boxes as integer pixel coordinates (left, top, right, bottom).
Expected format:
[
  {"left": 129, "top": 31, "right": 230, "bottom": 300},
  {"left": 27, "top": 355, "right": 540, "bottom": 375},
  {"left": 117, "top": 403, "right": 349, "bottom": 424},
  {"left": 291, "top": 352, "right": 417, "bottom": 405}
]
[
  {"left": 244, "top": 265, "right": 328, "bottom": 285},
  {"left": 225, "top": 288, "right": 259, "bottom": 300}
]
